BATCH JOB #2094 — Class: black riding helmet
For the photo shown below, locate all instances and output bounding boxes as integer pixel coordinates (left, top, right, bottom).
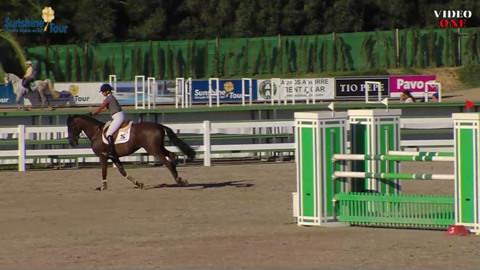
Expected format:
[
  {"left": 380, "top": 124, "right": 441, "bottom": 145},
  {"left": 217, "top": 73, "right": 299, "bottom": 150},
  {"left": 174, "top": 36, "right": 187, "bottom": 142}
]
[{"left": 99, "top": 84, "right": 113, "bottom": 92}]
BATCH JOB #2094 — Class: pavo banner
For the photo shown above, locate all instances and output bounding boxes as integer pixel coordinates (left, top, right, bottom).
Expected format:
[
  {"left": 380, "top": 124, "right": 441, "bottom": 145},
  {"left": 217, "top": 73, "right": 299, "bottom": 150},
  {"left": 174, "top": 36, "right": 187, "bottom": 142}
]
[{"left": 390, "top": 75, "right": 437, "bottom": 97}]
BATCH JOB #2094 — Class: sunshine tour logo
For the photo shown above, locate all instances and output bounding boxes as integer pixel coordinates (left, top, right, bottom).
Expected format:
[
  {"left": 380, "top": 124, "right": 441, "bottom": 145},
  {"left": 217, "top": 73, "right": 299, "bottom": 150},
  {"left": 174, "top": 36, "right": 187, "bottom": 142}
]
[
  {"left": 3, "top": 6, "right": 68, "bottom": 34},
  {"left": 434, "top": 10, "right": 472, "bottom": 28}
]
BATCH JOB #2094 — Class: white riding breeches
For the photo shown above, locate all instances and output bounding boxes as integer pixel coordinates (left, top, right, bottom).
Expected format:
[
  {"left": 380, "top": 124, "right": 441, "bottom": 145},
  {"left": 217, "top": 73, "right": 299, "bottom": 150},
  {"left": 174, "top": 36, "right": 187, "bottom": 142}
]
[{"left": 106, "top": 111, "right": 125, "bottom": 137}]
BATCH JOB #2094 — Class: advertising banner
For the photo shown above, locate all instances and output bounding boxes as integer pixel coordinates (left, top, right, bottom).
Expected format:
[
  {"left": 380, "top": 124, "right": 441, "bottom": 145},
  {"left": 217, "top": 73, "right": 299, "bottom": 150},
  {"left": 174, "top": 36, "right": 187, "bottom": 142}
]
[
  {"left": 335, "top": 77, "right": 389, "bottom": 99},
  {"left": 257, "top": 78, "right": 335, "bottom": 101},
  {"left": 389, "top": 75, "right": 437, "bottom": 97},
  {"left": 23, "top": 80, "right": 176, "bottom": 107},
  {"left": 24, "top": 82, "right": 104, "bottom": 106},
  {"left": 0, "top": 84, "right": 17, "bottom": 106},
  {"left": 191, "top": 79, "right": 258, "bottom": 103}
]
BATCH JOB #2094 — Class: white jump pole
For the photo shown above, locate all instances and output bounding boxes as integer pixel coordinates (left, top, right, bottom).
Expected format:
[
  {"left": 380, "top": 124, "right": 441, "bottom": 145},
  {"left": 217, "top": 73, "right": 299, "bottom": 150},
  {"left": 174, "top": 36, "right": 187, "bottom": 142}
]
[
  {"left": 109, "top": 75, "right": 117, "bottom": 94},
  {"left": 242, "top": 78, "right": 252, "bottom": 106},
  {"left": 147, "top": 77, "right": 156, "bottom": 109},
  {"left": 134, "top": 75, "right": 146, "bottom": 110},
  {"left": 425, "top": 81, "right": 442, "bottom": 102},
  {"left": 365, "top": 81, "right": 382, "bottom": 103},
  {"left": 208, "top": 78, "right": 220, "bottom": 107},
  {"left": 175, "top": 77, "right": 185, "bottom": 108}
]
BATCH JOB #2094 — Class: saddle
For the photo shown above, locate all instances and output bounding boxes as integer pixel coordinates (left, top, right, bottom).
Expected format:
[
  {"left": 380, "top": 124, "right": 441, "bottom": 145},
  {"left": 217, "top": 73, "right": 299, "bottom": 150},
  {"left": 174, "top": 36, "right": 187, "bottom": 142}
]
[
  {"left": 102, "top": 121, "right": 134, "bottom": 144},
  {"left": 22, "top": 80, "right": 37, "bottom": 94}
]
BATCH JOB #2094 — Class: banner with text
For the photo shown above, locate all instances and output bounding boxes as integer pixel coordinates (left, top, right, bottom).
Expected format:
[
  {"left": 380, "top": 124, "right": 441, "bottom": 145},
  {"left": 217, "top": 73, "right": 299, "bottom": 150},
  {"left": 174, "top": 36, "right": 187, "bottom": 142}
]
[
  {"left": 0, "top": 84, "right": 17, "bottom": 106},
  {"left": 390, "top": 75, "right": 437, "bottom": 98},
  {"left": 335, "top": 77, "right": 389, "bottom": 99},
  {"left": 191, "top": 80, "right": 258, "bottom": 103},
  {"left": 257, "top": 78, "right": 334, "bottom": 101},
  {"left": 23, "top": 81, "right": 176, "bottom": 107},
  {"left": 24, "top": 82, "right": 104, "bottom": 106}
]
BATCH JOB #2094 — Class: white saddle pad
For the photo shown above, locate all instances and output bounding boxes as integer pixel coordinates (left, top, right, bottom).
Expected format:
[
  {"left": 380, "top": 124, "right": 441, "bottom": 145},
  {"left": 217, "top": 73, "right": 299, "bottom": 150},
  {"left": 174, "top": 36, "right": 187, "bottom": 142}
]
[{"left": 102, "top": 121, "right": 133, "bottom": 145}]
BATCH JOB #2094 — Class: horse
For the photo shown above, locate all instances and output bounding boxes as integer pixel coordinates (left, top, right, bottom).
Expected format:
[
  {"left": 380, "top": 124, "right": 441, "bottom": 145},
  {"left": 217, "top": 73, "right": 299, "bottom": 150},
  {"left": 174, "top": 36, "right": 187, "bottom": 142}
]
[
  {"left": 4, "top": 73, "right": 59, "bottom": 110},
  {"left": 67, "top": 114, "right": 196, "bottom": 190}
]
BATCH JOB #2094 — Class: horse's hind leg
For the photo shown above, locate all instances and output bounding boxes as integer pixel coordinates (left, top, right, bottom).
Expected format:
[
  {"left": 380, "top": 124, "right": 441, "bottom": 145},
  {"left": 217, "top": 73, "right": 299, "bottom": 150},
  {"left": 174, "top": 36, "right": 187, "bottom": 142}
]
[
  {"left": 159, "top": 154, "right": 187, "bottom": 186},
  {"left": 111, "top": 158, "right": 144, "bottom": 189},
  {"left": 146, "top": 145, "right": 187, "bottom": 186},
  {"left": 161, "top": 147, "right": 178, "bottom": 165}
]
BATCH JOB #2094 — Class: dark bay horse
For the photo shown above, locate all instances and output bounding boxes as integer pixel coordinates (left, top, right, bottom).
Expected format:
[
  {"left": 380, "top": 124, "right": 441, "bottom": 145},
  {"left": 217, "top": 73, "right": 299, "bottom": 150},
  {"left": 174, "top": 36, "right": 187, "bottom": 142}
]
[{"left": 67, "top": 115, "right": 196, "bottom": 190}]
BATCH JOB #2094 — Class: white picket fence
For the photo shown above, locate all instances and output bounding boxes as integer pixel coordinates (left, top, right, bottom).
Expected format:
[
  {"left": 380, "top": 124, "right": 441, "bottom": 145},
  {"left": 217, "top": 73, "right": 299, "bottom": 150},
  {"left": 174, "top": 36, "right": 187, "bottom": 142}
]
[{"left": 0, "top": 117, "right": 454, "bottom": 172}]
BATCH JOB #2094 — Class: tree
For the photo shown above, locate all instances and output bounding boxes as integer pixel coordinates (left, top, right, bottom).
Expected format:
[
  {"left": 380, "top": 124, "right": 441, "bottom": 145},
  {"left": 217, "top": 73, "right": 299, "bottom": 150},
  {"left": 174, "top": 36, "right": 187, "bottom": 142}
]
[
  {"left": 281, "top": 0, "right": 307, "bottom": 35},
  {"left": 324, "top": 0, "right": 364, "bottom": 33},
  {"left": 233, "top": 0, "right": 257, "bottom": 37}
]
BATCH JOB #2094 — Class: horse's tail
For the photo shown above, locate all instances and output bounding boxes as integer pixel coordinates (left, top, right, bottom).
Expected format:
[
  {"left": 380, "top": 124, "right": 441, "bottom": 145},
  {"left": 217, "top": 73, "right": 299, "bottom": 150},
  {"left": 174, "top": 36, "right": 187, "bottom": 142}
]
[
  {"left": 45, "top": 79, "right": 59, "bottom": 99},
  {"left": 161, "top": 124, "right": 196, "bottom": 161}
]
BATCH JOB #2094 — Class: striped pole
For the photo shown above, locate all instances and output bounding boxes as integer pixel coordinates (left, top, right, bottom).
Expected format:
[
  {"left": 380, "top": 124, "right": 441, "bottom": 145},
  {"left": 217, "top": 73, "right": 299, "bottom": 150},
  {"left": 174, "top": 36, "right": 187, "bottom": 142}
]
[
  {"left": 333, "top": 171, "right": 455, "bottom": 181},
  {"left": 388, "top": 151, "right": 454, "bottom": 157},
  {"left": 333, "top": 154, "right": 454, "bottom": 162}
]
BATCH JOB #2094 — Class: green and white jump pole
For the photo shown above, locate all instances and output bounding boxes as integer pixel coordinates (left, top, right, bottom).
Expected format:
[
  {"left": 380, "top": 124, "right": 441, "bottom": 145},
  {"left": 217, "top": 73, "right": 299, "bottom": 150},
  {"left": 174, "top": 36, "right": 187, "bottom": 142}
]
[
  {"left": 453, "top": 113, "right": 480, "bottom": 233},
  {"left": 348, "top": 109, "right": 402, "bottom": 194},
  {"left": 294, "top": 112, "right": 348, "bottom": 226}
]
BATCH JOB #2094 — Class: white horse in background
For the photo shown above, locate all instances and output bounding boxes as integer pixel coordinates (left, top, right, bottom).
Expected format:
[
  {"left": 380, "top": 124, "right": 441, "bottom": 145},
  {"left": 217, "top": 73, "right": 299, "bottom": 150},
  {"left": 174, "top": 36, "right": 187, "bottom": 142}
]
[{"left": 4, "top": 73, "right": 59, "bottom": 110}]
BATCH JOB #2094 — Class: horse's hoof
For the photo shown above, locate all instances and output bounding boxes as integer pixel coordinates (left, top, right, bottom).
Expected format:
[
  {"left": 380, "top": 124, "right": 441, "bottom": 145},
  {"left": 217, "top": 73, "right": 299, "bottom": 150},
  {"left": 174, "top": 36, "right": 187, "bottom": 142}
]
[
  {"left": 176, "top": 177, "right": 188, "bottom": 186},
  {"left": 135, "top": 181, "right": 144, "bottom": 190}
]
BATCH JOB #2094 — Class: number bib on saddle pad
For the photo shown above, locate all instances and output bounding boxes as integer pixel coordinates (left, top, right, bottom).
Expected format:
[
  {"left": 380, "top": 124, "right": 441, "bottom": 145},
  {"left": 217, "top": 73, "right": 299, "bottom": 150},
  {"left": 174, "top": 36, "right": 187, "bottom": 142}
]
[{"left": 102, "top": 121, "right": 133, "bottom": 144}]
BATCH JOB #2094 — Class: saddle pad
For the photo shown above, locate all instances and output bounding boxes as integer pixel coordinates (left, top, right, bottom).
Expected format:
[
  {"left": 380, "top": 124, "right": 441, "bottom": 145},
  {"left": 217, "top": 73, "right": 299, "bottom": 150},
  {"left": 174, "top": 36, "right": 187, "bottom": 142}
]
[{"left": 102, "top": 121, "right": 133, "bottom": 145}]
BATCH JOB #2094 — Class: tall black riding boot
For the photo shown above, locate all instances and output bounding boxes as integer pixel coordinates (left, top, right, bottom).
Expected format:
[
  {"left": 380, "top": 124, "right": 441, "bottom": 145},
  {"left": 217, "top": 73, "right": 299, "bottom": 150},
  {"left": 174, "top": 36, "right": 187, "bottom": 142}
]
[{"left": 107, "top": 135, "right": 119, "bottom": 160}]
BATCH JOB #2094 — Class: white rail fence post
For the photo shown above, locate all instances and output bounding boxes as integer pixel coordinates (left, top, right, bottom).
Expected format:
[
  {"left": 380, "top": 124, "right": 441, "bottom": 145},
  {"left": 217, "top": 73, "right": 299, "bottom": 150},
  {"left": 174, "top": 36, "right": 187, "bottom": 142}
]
[
  {"left": 365, "top": 81, "right": 382, "bottom": 103},
  {"left": 425, "top": 81, "right": 442, "bottom": 102},
  {"left": 175, "top": 77, "right": 185, "bottom": 108},
  {"left": 185, "top": 77, "right": 192, "bottom": 108},
  {"left": 18, "top": 125, "right": 26, "bottom": 172},
  {"left": 134, "top": 75, "right": 146, "bottom": 110},
  {"left": 109, "top": 75, "right": 117, "bottom": 94},
  {"left": 271, "top": 78, "right": 281, "bottom": 105},
  {"left": 208, "top": 78, "right": 220, "bottom": 107},
  {"left": 203, "top": 120, "right": 211, "bottom": 166},
  {"left": 147, "top": 77, "right": 156, "bottom": 109},
  {"left": 242, "top": 78, "right": 252, "bottom": 106}
]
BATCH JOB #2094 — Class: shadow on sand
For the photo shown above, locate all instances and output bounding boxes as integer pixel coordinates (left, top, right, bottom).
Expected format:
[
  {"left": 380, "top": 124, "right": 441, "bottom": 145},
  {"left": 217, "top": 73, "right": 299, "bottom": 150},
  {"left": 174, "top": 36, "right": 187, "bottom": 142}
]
[{"left": 145, "top": 180, "right": 254, "bottom": 190}]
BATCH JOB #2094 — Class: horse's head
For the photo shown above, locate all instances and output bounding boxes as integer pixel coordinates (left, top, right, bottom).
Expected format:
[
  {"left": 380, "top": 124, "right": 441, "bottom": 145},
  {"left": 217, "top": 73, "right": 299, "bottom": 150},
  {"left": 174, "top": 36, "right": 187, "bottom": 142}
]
[
  {"left": 4, "top": 73, "right": 11, "bottom": 84},
  {"left": 67, "top": 115, "right": 80, "bottom": 147}
]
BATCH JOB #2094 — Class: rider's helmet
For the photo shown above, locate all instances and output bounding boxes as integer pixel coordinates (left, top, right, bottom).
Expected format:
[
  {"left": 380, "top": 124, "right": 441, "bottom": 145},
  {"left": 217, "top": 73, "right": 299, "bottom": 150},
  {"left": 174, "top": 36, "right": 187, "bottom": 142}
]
[
  {"left": 25, "top": 60, "right": 32, "bottom": 66},
  {"left": 99, "top": 84, "right": 113, "bottom": 92}
]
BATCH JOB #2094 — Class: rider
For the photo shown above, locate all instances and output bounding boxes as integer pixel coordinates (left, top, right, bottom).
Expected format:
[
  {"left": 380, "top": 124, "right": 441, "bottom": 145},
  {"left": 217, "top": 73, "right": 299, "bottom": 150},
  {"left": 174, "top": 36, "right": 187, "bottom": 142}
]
[
  {"left": 91, "top": 84, "right": 124, "bottom": 160},
  {"left": 22, "top": 60, "right": 36, "bottom": 92}
]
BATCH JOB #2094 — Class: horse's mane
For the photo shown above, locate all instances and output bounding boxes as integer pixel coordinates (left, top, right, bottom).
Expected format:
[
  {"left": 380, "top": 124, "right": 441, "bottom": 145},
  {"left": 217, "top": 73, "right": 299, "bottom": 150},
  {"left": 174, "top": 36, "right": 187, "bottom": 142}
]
[{"left": 69, "top": 114, "right": 105, "bottom": 127}]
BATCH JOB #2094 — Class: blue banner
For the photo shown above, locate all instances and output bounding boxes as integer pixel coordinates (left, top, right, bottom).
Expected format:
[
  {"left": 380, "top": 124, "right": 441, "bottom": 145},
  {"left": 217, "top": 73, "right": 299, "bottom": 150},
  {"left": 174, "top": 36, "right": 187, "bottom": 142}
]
[
  {"left": 0, "top": 84, "right": 17, "bottom": 106},
  {"left": 192, "top": 79, "right": 258, "bottom": 103}
]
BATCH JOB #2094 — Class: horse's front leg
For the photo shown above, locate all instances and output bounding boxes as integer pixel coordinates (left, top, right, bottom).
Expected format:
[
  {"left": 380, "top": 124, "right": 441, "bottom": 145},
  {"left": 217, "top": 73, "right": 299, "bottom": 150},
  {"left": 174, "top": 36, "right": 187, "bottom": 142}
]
[
  {"left": 40, "top": 92, "right": 46, "bottom": 110},
  {"left": 112, "top": 158, "right": 144, "bottom": 189},
  {"left": 97, "top": 157, "right": 108, "bottom": 191}
]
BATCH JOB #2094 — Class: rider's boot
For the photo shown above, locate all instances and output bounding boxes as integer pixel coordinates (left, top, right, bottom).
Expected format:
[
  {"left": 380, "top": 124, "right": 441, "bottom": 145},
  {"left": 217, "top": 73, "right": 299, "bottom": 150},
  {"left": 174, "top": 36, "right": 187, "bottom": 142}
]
[{"left": 106, "top": 135, "right": 119, "bottom": 161}]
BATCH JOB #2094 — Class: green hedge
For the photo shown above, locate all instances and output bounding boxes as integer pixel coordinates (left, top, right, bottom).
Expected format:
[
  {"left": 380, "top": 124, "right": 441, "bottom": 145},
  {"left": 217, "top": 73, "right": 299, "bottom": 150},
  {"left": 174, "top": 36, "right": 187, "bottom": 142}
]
[{"left": 23, "top": 28, "right": 480, "bottom": 82}]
